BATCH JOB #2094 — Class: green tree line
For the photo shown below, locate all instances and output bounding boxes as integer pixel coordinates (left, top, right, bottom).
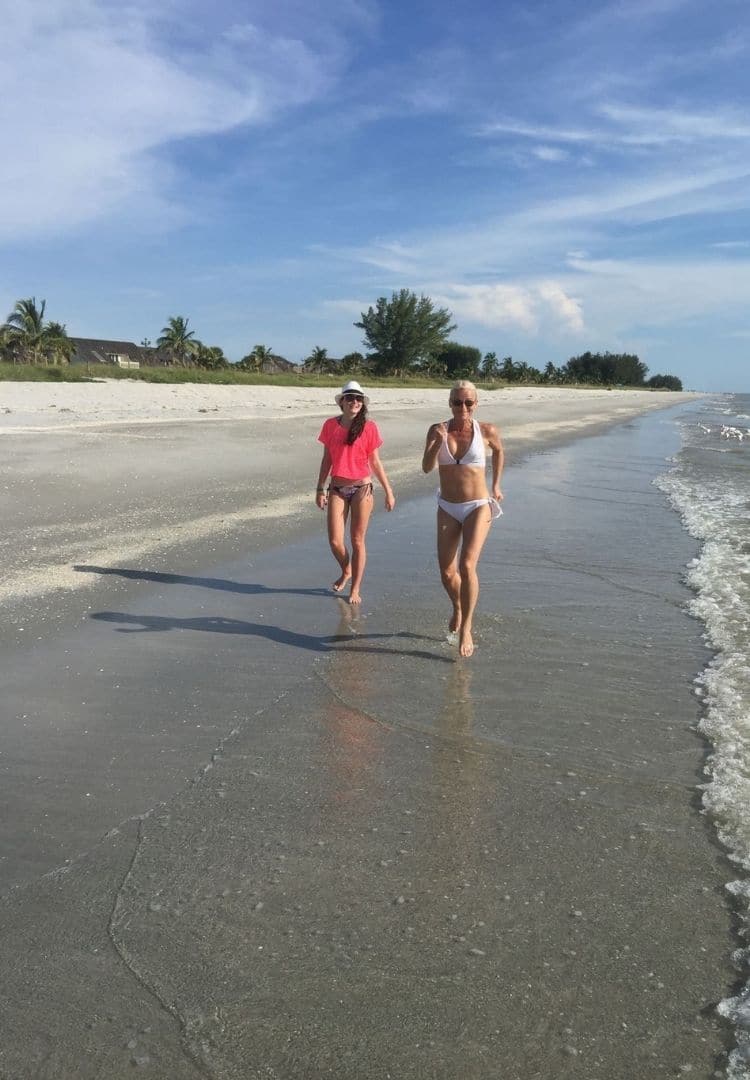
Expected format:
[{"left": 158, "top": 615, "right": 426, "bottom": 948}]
[
  {"left": 1, "top": 292, "right": 683, "bottom": 389},
  {"left": 351, "top": 290, "right": 682, "bottom": 389},
  {"left": 0, "top": 298, "right": 76, "bottom": 366}
]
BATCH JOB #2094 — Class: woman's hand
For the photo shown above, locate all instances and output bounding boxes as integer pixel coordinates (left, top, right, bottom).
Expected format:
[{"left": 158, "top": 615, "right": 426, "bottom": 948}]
[
  {"left": 384, "top": 489, "right": 396, "bottom": 512},
  {"left": 493, "top": 486, "right": 503, "bottom": 502},
  {"left": 432, "top": 421, "right": 448, "bottom": 445},
  {"left": 422, "top": 422, "right": 447, "bottom": 473},
  {"left": 315, "top": 490, "right": 328, "bottom": 509}
]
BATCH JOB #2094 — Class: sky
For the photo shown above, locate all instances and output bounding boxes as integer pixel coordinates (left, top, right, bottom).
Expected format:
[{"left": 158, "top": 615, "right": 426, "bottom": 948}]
[{"left": 1, "top": 0, "right": 749, "bottom": 391}]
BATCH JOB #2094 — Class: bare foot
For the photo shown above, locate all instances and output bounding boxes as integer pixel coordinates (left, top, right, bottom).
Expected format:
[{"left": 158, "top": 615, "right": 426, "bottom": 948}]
[
  {"left": 332, "top": 570, "right": 351, "bottom": 593},
  {"left": 446, "top": 608, "right": 462, "bottom": 644},
  {"left": 459, "top": 630, "right": 474, "bottom": 658},
  {"left": 348, "top": 589, "right": 362, "bottom": 605}
]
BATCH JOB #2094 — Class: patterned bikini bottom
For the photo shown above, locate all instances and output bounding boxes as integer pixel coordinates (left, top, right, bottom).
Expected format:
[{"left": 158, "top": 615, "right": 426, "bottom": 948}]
[{"left": 329, "top": 482, "right": 374, "bottom": 502}]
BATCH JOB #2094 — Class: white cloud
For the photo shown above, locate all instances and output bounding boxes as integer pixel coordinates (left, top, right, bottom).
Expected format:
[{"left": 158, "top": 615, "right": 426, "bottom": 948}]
[
  {"left": 332, "top": 157, "right": 750, "bottom": 294},
  {"left": 536, "top": 281, "right": 585, "bottom": 332},
  {"left": 531, "top": 146, "right": 569, "bottom": 162},
  {"left": 479, "top": 104, "right": 750, "bottom": 153},
  {"left": 436, "top": 284, "right": 537, "bottom": 332},
  {"left": 610, "top": 0, "right": 690, "bottom": 14},
  {"left": 0, "top": 1, "right": 342, "bottom": 241},
  {"left": 316, "top": 240, "right": 422, "bottom": 276},
  {"left": 599, "top": 103, "right": 750, "bottom": 144},
  {"left": 561, "top": 254, "right": 750, "bottom": 332},
  {"left": 523, "top": 165, "right": 750, "bottom": 226},
  {"left": 431, "top": 281, "right": 585, "bottom": 336},
  {"left": 477, "top": 120, "right": 601, "bottom": 144}
]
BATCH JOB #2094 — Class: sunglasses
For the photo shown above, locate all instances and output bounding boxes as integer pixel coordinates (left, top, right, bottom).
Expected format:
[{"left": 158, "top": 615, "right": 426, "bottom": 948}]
[
  {"left": 342, "top": 394, "right": 364, "bottom": 403},
  {"left": 451, "top": 399, "right": 476, "bottom": 407}
]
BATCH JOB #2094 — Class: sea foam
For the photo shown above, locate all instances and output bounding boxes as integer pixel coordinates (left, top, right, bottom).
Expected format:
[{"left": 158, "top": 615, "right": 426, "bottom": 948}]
[{"left": 656, "top": 396, "right": 750, "bottom": 1078}]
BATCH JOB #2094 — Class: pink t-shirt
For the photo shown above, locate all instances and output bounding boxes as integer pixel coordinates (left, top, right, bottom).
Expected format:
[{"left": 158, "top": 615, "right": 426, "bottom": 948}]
[{"left": 318, "top": 417, "right": 383, "bottom": 480}]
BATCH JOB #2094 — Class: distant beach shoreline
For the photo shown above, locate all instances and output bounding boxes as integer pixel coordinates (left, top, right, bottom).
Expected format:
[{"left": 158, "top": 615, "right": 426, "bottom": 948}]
[{"left": 0, "top": 379, "right": 703, "bottom": 434}]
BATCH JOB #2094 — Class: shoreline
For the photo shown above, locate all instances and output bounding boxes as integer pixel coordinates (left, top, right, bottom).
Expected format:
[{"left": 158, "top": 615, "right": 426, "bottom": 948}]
[{"left": 0, "top": 384, "right": 706, "bottom": 615}]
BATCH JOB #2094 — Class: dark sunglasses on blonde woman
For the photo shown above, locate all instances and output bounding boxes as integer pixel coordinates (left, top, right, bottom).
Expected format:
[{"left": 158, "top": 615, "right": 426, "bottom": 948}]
[{"left": 451, "top": 399, "right": 476, "bottom": 407}]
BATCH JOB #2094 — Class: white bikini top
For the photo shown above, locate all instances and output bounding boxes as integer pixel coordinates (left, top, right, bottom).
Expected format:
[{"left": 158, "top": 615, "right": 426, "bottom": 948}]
[{"left": 437, "top": 418, "right": 486, "bottom": 466}]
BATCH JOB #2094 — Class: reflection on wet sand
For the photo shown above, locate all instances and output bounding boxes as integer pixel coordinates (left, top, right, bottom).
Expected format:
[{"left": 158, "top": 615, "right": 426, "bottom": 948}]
[
  {"left": 314, "top": 613, "right": 508, "bottom": 885},
  {"left": 315, "top": 600, "right": 386, "bottom": 817},
  {"left": 426, "top": 663, "right": 489, "bottom": 883},
  {"left": 439, "top": 661, "right": 475, "bottom": 739}
]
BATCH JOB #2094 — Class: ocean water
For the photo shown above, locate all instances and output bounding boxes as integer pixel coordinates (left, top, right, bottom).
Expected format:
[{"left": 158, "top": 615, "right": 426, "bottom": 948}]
[{"left": 657, "top": 393, "right": 750, "bottom": 1078}]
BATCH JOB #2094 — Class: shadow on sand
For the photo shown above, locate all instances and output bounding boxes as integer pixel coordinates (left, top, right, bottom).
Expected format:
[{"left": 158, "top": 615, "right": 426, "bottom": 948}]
[
  {"left": 74, "top": 565, "right": 332, "bottom": 599},
  {"left": 90, "top": 611, "right": 453, "bottom": 663}
]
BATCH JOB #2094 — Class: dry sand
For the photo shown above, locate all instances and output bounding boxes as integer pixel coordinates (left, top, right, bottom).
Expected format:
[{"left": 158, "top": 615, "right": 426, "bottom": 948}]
[{"left": 0, "top": 378, "right": 700, "bottom": 434}]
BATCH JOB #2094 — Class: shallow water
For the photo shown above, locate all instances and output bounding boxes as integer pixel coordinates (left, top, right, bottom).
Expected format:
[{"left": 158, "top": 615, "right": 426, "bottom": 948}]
[
  {"left": 657, "top": 393, "right": 750, "bottom": 1078},
  {"left": 0, "top": 406, "right": 735, "bottom": 1079}
]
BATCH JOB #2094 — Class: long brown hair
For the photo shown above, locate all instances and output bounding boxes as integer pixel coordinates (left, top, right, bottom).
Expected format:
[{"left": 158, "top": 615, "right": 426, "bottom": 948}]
[{"left": 345, "top": 401, "right": 368, "bottom": 444}]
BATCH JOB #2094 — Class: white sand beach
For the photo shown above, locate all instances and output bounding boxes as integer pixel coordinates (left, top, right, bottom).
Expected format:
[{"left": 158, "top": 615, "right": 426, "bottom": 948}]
[
  {"left": 0, "top": 378, "right": 701, "bottom": 434},
  {"left": 0, "top": 381, "right": 701, "bottom": 610}
]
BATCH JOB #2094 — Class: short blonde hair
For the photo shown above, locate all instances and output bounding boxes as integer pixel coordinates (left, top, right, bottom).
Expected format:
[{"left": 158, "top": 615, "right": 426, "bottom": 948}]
[{"left": 450, "top": 380, "right": 478, "bottom": 403}]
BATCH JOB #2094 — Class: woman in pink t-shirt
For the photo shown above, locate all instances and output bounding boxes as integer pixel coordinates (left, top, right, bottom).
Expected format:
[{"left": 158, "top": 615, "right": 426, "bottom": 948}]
[{"left": 316, "top": 380, "right": 395, "bottom": 604}]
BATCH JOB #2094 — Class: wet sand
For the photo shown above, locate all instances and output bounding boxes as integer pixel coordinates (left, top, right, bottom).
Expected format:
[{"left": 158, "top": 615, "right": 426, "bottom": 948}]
[
  {"left": 0, "top": 382, "right": 699, "bottom": 614},
  {"left": 0, "top": 388, "right": 736, "bottom": 1078}
]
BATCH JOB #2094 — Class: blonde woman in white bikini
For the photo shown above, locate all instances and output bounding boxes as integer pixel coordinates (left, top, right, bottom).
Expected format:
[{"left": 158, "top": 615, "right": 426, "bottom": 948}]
[
  {"left": 422, "top": 380, "right": 504, "bottom": 657},
  {"left": 316, "top": 380, "right": 395, "bottom": 604}
]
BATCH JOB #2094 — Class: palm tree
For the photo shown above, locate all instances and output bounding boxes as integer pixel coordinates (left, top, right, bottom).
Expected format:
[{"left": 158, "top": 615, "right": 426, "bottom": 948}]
[
  {"left": 500, "top": 356, "right": 516, "bottom": 382},
  {"left": 303, "top": 346, "right": 331, "bottom": 374},
  {"left": 252, "top": 344, "right": 273, "bottom": 369},
  {"left": 43, "top": 321, "right": 75, "bottom": 365},
  {"left": 0, "top": 324, "right": 18, "bottom": 364},
  {"left": 512, "top": 361, "right": 542, "bottom": 384},
  {"left": 481, "top": 351, "right": 499, "bottom": 380},
  {"left": 195, "top": 344, "right": 227, "bottom": 370},
  {"left": 157, "top": 316, "right": 198, "bottom": 366},
  {"left": 3, "top": 297, "right": 47, "bottom": 364},
  {"left": 239, "top": 344, "right": 273, "bottom": 372}
]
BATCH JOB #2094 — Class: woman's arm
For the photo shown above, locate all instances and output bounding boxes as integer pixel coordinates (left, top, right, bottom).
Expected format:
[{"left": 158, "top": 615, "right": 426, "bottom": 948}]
[
  {"left": 315, "top": 448, "right": 332, "bottom": 508},
  {"left": 422, "top": 422, "right": 446, "bottom": 473},
  {"left": 369, "top": 449, "right": 395, "bottom": 511},
  {"left": 484, "top": 423, "right": 504, "bottom": 501}
]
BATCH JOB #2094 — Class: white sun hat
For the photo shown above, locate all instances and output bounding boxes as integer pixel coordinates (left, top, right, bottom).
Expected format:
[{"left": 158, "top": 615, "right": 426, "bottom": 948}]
[{"left": 335, "top": 379, "right": 370, "bottom": 407}]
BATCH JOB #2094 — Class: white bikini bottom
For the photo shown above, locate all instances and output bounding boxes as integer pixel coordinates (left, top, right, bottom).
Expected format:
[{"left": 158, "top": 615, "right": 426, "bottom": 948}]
[{"left": 437, "top": 493, "right": 503, "bottom": 524}]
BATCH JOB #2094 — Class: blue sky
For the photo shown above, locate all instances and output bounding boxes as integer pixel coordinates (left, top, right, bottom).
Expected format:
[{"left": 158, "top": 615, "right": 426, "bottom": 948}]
[{"left": 1, "top": 0, "right": 749, "bottom": 391}]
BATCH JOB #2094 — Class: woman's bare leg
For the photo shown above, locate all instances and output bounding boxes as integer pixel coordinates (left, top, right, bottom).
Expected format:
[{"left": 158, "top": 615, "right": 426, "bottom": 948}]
[
  {"left": 327, "top": 493, "right": 351, "bottom": 591},
  {"left": 347, "top": 487, "right": 374, "bottom": 604},
  {"left": 437, "top": 509, "right": 463, "bottom": 636},
  {"left": 456, "top": 506, "right": 493, "bottom": 657}
]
